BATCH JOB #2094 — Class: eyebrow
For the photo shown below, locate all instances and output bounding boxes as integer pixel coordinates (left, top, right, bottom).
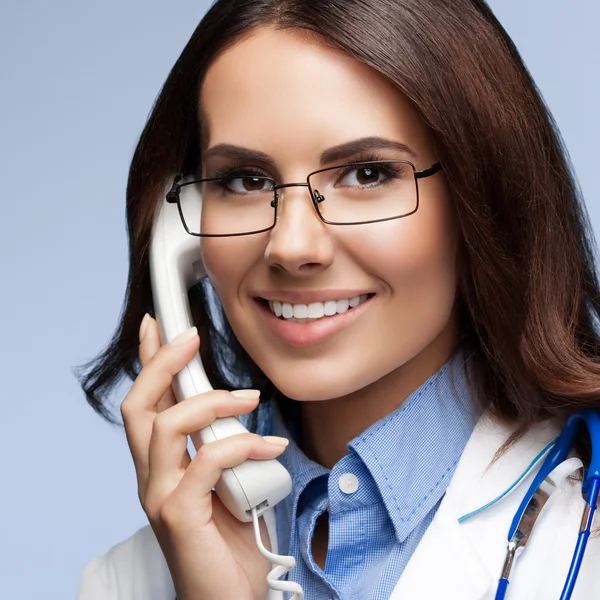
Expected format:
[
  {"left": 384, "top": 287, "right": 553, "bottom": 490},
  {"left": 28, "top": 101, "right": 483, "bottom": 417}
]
[{"left": 202, "top": 136, "right": 418, "bottom": 168}]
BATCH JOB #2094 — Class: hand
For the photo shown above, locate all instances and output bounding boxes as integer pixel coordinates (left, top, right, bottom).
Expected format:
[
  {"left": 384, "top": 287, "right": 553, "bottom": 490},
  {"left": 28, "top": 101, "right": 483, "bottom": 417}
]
[{"left": 120, "top": 314, "right": 289, "bottom": 600}]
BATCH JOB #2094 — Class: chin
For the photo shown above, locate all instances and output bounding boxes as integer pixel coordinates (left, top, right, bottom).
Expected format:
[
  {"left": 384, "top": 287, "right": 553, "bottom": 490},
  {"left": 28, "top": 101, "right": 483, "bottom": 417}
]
[{"left": 264, "top": 368, "right": 376, "bottom": 402}]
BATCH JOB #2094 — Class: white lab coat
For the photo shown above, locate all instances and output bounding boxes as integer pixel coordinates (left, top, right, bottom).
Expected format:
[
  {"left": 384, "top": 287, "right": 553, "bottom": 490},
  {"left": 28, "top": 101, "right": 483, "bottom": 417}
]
[{"left": 78, "top": 412, "right": 600, "bottom": 600}]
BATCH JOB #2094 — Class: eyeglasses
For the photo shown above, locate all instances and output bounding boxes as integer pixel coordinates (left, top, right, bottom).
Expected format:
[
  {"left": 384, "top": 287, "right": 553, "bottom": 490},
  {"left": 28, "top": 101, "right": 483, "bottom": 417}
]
[{"left": 166, "top": 159, "right": 443, "bottom": 237}]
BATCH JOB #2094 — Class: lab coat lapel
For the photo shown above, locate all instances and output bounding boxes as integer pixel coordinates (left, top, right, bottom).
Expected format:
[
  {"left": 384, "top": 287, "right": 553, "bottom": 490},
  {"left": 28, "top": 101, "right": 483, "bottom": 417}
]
[
  {"left": 388, "top": 488, "right": 495, "bottom": 599},
  {"left": 388, "top": 412, "right": 561, "bottom": 600}
]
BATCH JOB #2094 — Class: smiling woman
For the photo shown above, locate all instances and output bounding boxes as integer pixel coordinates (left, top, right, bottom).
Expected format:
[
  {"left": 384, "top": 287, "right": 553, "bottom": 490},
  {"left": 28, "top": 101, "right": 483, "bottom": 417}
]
[
  {"left": 75, "top": 1, "right": 600, "bottom": 599},
  {"left": 198, "top": 29, "right": 458, "bottom": 408}
]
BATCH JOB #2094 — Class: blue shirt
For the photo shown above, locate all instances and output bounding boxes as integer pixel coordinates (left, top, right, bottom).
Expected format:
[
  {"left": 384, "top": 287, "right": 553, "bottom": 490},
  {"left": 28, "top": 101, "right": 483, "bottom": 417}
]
[{"left": 262, "top": 349, "right": 480, "bottom": 600}]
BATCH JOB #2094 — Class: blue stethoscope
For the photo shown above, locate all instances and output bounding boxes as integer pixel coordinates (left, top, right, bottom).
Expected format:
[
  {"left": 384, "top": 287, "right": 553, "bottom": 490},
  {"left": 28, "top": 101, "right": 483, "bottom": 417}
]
[{"left": 492, "top": 409, "right": 600, "bottom": 599}]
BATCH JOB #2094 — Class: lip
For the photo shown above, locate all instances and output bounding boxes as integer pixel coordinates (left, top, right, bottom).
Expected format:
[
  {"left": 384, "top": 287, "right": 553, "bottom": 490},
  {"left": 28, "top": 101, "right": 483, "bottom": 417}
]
[
  {"left": 254, "top": 289, "right": 376, "bottom": 304},
  {"left": 253, "top": 294, "right": 376, "bottom": 347}
]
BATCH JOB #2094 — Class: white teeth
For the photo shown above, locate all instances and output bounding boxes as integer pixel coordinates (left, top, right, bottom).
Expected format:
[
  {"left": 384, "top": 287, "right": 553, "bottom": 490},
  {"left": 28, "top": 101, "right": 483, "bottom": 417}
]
[
  {"left": 293, "top": 304, "right": 308, "bottom": 319},
  {"left": 308, "top": 302, "right": 325, "bottom": 318},
  {"left": 324, "top": 300, "right": 337, "bottom": 316},
  {"left": 267, "top": 294, "right": 372, "bottom": 321},
  {"left": 336, "top": 298, "right": 349, "bottom": 313},
  {"left": 281, "top": 303, "right": 294, "bottom": 319}
]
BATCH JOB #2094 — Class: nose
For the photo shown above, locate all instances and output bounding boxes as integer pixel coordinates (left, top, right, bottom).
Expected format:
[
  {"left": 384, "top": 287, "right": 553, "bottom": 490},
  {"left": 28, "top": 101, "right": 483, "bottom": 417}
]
[{"left": 264, "top": 183, "right": 334, "bottom": 276}]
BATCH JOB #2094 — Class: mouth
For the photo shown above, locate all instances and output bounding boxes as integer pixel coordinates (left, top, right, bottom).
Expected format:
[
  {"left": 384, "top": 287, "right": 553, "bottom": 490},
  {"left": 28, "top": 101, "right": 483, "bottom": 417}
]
[
  {"left": 257, "top": 293, "right": 376, "bottom": 323},
  {"left": 253, "top": 292, "right": 377, "bottom": 347}
]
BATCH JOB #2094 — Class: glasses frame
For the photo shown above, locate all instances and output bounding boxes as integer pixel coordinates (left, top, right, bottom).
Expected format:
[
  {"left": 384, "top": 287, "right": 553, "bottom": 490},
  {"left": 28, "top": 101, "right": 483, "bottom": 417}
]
[{"left": 166, "top": 159, "right": 443, "bottom": 237}]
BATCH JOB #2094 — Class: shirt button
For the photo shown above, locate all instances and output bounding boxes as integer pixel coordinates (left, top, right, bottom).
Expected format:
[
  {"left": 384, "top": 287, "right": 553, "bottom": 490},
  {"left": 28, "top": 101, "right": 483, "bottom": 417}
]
[{"left": 338, "top": 472, "right": 359, "bottom": 494}]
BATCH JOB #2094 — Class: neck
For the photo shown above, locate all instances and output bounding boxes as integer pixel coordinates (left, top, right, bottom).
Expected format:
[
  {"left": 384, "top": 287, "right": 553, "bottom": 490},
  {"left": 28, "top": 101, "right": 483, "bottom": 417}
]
[{"left": 297, "top": 314, "right": 461, "bottom": 469}]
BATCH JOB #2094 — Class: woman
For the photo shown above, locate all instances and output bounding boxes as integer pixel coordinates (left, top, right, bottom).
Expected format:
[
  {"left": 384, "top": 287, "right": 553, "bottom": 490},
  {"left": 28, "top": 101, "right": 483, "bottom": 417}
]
[{"left": 76, "top": 0, "right": 600, "bottom": 598}]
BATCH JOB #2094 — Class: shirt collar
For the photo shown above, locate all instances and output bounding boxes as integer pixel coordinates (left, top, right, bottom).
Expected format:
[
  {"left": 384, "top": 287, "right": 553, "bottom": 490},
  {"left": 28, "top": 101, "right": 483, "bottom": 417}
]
[
  {"left": 270, "top": 396, "right": 329, "bottom": 505},
  {"left": 269, "top": 347, "right": 480, "bottom": 544},
  {"left": 348, "top": 348, "right": 480, "bottom": 542}
]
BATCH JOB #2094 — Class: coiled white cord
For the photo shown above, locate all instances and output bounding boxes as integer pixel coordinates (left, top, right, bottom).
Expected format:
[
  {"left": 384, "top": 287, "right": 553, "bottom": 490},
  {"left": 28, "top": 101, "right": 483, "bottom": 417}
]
[{"left": 251, "top": 507, "right": 304, "bottom": 599}]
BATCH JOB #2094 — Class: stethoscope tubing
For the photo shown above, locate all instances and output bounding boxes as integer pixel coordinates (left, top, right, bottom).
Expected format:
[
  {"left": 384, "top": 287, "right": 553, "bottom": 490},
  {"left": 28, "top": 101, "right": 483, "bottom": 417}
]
[
  {"left": 559, "top": 476, "right": 599, "bottom": 600},
  {"left": 495, "top": 477, "right": 599, "bottom": 600},
  {"left": 495, "top": 410, "right": 600, "bottom": 600},
  {"left": 495, "top": 578, "right": 509, "bottom": 600}
]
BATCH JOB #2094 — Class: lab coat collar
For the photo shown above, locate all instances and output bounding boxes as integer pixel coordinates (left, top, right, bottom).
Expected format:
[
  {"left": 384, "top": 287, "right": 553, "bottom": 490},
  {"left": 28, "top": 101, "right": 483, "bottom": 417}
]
[{"left": 385, "top": 411, "right": 562, "bottom": 600}]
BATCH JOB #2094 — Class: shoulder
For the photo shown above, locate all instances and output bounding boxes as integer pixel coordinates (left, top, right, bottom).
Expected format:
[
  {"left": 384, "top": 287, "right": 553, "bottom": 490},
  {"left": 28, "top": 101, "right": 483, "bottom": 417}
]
[
  {"left": 78, "top": 525, "right": 175, "bottom": 600},
  {"left": 77, "top": 510, "right": 281, "bottom": 600},
  {"left": 513, "top": 463, "right": 600, "bottom": 599},
  {"left": 393, "top": 413, "right": 600, "bottom": 599},
  {"left": 455, "top": 413, "right": 600, "bottom": 598}
]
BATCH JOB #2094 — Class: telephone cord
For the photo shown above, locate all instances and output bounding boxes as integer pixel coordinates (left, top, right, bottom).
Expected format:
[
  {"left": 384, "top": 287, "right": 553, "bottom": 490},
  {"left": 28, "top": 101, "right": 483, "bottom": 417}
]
[{"left": 251, "top": 506, "right": 305, "bottom": 599}]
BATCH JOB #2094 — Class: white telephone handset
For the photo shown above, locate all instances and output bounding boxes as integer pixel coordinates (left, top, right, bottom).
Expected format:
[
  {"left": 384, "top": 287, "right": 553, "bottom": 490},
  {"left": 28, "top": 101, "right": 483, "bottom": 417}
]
[{"left": 148, "top": 182, "right": 292, "bottom": 523}]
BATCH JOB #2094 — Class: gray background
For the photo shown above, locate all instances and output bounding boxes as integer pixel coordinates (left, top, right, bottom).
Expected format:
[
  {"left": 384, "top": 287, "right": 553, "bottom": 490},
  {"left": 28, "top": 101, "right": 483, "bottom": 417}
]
[{"left": 0, "top": 1, "right": 598, "bottom": 597}]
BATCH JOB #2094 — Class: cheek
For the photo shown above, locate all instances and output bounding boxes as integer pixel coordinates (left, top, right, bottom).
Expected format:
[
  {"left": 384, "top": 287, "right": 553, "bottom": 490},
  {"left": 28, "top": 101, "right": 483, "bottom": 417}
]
[
  {"left": 201, "top": 238, "right": 233, "bottom": 290},
  {"left": 354, "top": 190, "right": 458, "bottom": 295},
  {"left": 346, "top": 189, "right": 460, "bottom": 357},
  {"left": 391, "top": 222, "right": 459, "bottom": 343},
  {"left": 200, "top": 236, "right": 265, "bottom": 306}
]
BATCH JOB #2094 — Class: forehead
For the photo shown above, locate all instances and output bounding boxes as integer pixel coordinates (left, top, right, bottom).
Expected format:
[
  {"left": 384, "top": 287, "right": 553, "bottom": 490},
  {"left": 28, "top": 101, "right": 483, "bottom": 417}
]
[{"left": 199, "top": 27, "right": 430, "bottom": 160}]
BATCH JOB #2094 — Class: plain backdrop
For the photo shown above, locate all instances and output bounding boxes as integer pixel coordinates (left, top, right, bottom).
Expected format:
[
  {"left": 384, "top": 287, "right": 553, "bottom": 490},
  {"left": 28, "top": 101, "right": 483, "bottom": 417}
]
[{"left": 0, "top": 1, "right": 598, "bottom": 597}]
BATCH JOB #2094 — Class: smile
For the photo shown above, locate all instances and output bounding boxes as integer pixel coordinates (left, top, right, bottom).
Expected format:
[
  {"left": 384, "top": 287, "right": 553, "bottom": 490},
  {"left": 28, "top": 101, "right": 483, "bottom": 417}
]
[
  {"left": 267, "top": 294, "right": 373, "bottom": 323},
  {"left": 253, "top": 291, "right": 378, "bottom": 346}
]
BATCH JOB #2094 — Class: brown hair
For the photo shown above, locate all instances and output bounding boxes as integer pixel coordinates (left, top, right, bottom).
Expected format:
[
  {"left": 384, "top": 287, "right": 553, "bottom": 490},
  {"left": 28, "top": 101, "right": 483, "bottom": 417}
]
[{"left": 74, "top": 0, "right": 600, "bottom": 462}]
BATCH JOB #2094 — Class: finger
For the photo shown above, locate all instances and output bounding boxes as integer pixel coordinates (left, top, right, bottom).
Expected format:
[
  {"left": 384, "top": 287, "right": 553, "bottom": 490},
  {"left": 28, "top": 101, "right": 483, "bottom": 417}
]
[
  {"left": 147, "top": 390, "right": 261, "bottom": 480},
  {"left": 121, "top": 316, "right": 199, "bottom": 441},
  {"left": 121, "top": 317, "right": 200, "bottom": 485},
  {"left": 139, "top": 316, "right": 179, "bottom": 414},
  {"left": 143, "top": 318, "right": 192, "bottom": 471},
  {"left": 147, "top": 432, "right": 288, "bottom": 522},
  {"left": 129, "top": 315, "right": 200, "bottom": 415}
]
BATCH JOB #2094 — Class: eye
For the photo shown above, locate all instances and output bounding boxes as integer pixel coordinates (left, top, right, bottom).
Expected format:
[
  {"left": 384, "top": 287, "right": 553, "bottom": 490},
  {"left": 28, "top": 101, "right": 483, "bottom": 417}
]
[
  {"left": 339, "top": 165, "right": 385, "bottom": 186},
  {"left": 224, "top": 175, "right": 273, "bottom": 193},
  {"left": 334, "top": 162, "right": 410, "bottom": 188}
]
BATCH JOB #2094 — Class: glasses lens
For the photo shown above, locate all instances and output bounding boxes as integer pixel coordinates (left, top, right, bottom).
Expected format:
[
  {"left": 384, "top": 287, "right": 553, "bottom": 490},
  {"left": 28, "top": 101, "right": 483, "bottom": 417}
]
[
  {"left": 308, "top": 161, "right": 417, "bottom": 224},
  {"left": 178, "top": 176, "right": 276, "bottom": 235}
]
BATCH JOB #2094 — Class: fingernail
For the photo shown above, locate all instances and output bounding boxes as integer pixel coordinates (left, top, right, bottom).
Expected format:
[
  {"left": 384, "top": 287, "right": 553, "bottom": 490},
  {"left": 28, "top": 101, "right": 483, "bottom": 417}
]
[
  {"left": 262, "top": 436, "right": 289, "bottom": 447},
  {"left": 231, "top": 389, "right": 260, "bottom": 400},
  {"left": 170, "top": 326, "right": 198, "bottom": 346},
  {"left": 139, "top": 313, "right": 151, "bottom": 343}
]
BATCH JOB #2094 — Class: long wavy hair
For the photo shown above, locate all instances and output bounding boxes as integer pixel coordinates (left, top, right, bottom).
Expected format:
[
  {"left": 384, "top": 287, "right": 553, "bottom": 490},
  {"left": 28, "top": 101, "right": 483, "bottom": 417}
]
[{"left": 73, "top": 0, "right": 600, "bottom": 462}]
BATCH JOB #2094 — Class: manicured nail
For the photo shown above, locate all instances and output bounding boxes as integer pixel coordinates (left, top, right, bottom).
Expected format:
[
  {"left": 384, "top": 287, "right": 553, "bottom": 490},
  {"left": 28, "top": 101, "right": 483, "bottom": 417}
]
[
  {"left": 262, "top": 436, "right": 289, "bottom": 446},
  {"left": 231, "top": 389, "right": 260, "bottom": 400},
  {"left": 139, "top": 313, "right": 151, "bottom": 343},
  {"left": 170, "top": 326, "right": 198, "bottom": 346}
]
